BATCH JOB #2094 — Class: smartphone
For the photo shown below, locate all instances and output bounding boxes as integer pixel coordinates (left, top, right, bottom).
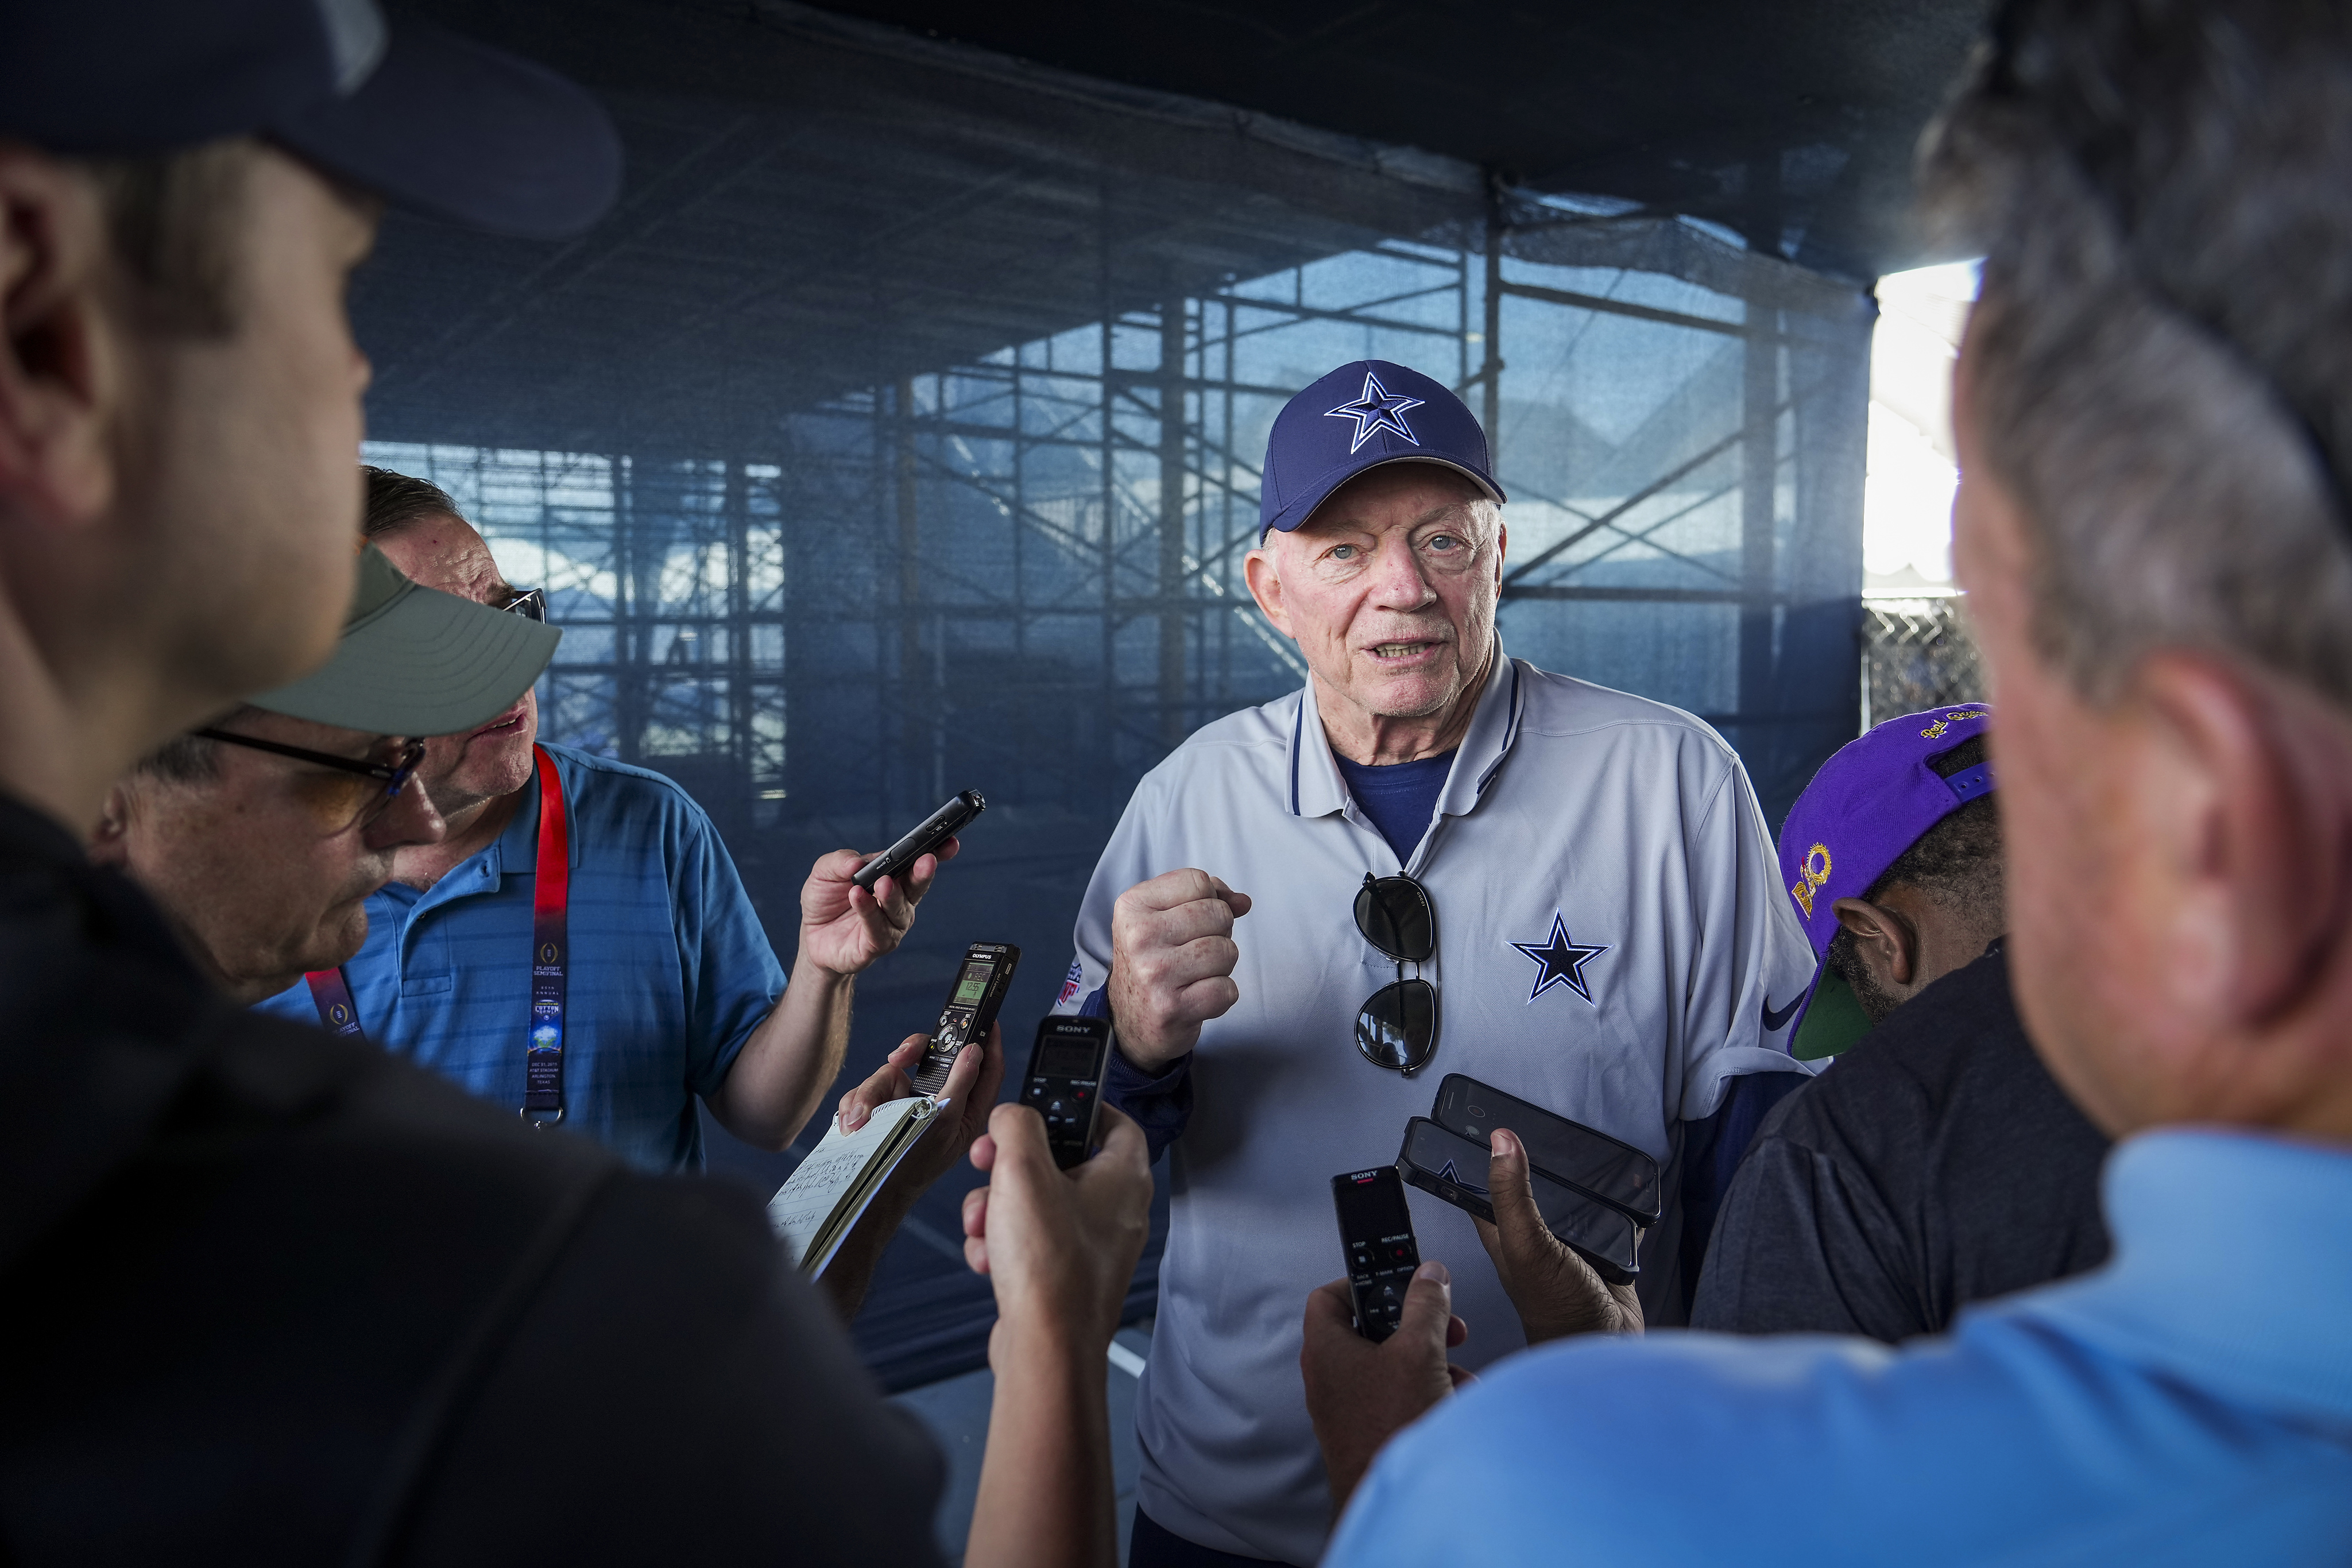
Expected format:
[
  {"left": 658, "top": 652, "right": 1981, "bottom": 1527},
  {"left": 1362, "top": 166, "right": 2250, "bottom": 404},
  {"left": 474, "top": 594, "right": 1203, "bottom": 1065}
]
[
  {"left": 908, "top": 941, "right": 1019, "bottom": 1096},
  {"left": 1395, "top": 1117, "right": 1641, "bottom": 1284},
  {"left": 1431, "top": 1073, "right": 1663, "bottom": 1225},
  {"left": 1023, "top": 1016, "right": 1111, "bottom": 1169},
  {"left": 1330, "top": 1166, "right": 1421, "bottom": 1342},
  {"left": 853, "top": 789, "right": 985, "bottom": 891}
]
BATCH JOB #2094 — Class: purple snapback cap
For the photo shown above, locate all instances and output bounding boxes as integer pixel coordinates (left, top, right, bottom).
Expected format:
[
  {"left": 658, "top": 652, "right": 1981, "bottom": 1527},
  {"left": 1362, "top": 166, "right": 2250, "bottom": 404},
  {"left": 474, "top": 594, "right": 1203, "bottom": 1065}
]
[
  {"left": 1777, "top": 703, "right": 1995, "bottom": 1054},
  {"left": 1258, "top": 360, "right": 1504, "bottom": 540}
]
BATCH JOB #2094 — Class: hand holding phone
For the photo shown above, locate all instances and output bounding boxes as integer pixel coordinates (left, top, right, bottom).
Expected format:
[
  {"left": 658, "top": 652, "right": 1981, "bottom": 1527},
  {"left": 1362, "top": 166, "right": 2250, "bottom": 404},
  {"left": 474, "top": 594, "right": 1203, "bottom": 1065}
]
[
  {"left": 1476, "top": 1126, "right": 1643, "bottom": 1342},
  {"left": 1431, "top": 1074, "right": 1661, "bottom": 1224},
  {"left": 1395, "top": 1118, "right": 1641, "bottom": 1283}
]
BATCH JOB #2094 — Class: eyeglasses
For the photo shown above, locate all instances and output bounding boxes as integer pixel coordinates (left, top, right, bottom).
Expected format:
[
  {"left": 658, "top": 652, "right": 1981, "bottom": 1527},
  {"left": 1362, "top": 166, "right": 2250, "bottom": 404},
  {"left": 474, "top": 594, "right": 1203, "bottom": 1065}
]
[
  {"left": 193, "top": 728, "right": 427, "bottom": 835},
  {"left": 1354, "top": 872, "right": 1439, "bottom": 1073},
  {"left": 497, "top": 587, "right": 547, "bottom": 622}
]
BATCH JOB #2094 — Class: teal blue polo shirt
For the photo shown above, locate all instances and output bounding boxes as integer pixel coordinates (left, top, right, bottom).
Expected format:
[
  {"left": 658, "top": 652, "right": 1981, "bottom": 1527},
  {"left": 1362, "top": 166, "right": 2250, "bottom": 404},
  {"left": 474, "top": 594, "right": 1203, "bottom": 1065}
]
[
  {"left": 1328, "top": 1128, "right": 2352, "bottom": 1567},
  {"left": 257, "top": 743, "right": 787, "bottom": 1171}
]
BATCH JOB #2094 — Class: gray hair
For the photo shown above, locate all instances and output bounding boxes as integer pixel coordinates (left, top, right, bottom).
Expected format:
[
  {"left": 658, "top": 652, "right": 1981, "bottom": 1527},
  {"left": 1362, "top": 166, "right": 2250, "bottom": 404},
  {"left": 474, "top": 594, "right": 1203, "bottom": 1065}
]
[
  {"left": 134, "top": 704, "right": 259, "bottom": 785},
  {"left": 362, "top": 465, "right": 465, "bottom": 539},
  {"left": 1921, "top": 0, "right": 2352, "bottom": 710}
]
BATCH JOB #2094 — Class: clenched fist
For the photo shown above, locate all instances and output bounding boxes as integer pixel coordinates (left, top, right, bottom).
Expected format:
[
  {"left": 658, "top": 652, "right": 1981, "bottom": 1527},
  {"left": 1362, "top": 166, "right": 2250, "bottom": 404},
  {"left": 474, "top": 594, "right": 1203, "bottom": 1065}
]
[{"left": 1106, "top": 868, "right": 1252, "bottom": 1073}]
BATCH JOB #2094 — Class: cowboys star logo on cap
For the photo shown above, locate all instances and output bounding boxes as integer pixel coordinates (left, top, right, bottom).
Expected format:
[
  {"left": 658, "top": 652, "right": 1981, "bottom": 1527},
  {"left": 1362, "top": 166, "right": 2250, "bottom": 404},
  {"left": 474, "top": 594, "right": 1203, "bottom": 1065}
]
[{"left": 1324, "top": 372, "right": 1427, "bottom": 454}]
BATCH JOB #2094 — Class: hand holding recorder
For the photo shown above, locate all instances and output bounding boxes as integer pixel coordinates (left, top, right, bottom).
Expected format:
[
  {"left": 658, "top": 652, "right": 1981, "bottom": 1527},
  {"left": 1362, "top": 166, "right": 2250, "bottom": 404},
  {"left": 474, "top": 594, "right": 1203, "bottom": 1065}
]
[
  {"left": 798, "top": 836, "right": 957, "bottom": 978},
  {"left": 814, "top": 1027, "right": 1007, "bottom": 1321},
  {"left": 1475, "top": 1128, "right": 1642, "bottom": 1343},
  {"left": 1107, "top": 867, "right": 1253, "bottom": 1072},
  {"left": 1300, "top": 1260, "right": 1471, "bottom": 1515},
  {"left": 959, "top": 1099, "right": 1154, "bottom": 1568}
]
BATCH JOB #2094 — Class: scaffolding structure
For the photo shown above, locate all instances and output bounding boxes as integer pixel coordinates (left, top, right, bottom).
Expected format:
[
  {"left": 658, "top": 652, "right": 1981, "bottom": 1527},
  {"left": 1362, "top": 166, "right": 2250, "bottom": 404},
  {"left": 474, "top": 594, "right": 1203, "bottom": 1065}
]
[{"left": 372, "top": 206, "right": 1871, "bottom": 853}]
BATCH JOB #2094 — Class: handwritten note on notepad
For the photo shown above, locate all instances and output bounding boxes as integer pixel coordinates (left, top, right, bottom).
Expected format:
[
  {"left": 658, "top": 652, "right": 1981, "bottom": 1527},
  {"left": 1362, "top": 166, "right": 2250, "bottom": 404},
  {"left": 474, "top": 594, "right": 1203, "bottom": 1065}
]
[{"left": 767, "top": 1095, "right": 942, "bottom": 1277}]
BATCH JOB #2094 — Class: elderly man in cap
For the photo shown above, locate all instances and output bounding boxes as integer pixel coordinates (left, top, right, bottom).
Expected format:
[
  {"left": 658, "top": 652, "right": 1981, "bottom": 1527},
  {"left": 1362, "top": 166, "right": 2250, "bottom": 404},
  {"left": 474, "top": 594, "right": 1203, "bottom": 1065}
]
[
  {"left": 1303, "top": 1, "right": 2352, "bottom": 1561},
  {"left": 1059, "top": 359, "right": 1816, "bottom": 1566},
  {"left": 0, "top": 2, "right": 1150, "bottom": 1562},
  {"left": 92, "top": 545, "right": 552, "bottom": 1004}
]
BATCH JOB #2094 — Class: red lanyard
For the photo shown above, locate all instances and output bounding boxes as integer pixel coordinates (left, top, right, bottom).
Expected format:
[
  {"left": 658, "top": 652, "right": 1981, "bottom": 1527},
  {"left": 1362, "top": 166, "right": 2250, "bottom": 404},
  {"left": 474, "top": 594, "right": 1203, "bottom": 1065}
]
[
  {"left": 304, "top": 744, "right": 572, "bottom": 1125},
  {"left": 520, "top": 744, "right": 571, "bottom": 1124}
]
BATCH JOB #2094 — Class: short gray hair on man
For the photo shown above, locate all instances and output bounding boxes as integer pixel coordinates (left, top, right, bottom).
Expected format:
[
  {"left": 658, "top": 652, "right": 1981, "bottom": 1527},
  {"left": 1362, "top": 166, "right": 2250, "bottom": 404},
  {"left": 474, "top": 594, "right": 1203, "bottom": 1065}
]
[
  {"left": 362, "top": 465, "right": 465, "bottom": 539},
  {"left": 1920, "top": 0, "right": 2352, "bottom": 711},
  {"left": 134, "top": 704, "right": 260, "bottom": 785}
]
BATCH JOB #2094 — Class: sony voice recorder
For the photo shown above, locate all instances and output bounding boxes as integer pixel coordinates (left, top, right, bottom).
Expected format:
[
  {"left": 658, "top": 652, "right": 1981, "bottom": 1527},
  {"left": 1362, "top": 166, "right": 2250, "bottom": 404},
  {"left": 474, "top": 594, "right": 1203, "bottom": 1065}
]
[
  {"left": 910, "top": 942, "right": 1019, "bottom": 1096},
  {"left": 1331, "top": 1166, "right": 1421, "bottom": 1342},
  {"left": 853, "top": 789, "right": 986, "bottom": 891},
  {"left": 1023, "top": 1015, "right": 1112, "bottom": 1169}
]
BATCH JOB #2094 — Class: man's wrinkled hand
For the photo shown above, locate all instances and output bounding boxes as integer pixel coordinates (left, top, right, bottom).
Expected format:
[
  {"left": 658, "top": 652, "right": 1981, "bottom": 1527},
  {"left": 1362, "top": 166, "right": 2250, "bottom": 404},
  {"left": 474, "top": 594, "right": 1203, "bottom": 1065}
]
[
  {"left": 1474, "top": 1126, "right": 1643, "bottom": 1344},
  {"left": 1105, "top": 868, "right": 1251, "bottom": 1073},
  {"left": 960, "top": 1103, "right": 1153, "bottom": 1352},
  {"left": 1300, "top": 1263, "right": 1473, "bottom": 1515},
  {"left": 798, "top": 838, "right": 957, "bottom": 976}
]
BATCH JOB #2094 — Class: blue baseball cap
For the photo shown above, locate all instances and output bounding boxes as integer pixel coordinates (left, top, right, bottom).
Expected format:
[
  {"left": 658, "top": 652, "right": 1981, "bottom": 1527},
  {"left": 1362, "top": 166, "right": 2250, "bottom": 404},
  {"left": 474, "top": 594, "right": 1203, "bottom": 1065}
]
[
  {"left": 1777, "top": 703, "right": 1997, "bottom": 1059},
  {"left": 0, "top": 0, "right": 620, "bottom": 242},
  {"left": 1259, "top": 360, "right": 1505, "bottom": 540}
]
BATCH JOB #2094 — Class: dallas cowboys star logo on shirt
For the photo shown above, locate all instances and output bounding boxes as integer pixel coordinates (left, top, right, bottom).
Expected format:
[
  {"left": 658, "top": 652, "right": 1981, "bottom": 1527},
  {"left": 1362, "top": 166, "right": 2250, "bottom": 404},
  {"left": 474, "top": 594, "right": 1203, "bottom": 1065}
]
[
  {"left": 1324, "top": 370, "right": 1426, "bottom": 454},
  {"left": 1510, "top": 912, "right": 1610, "bottom": 1005}
]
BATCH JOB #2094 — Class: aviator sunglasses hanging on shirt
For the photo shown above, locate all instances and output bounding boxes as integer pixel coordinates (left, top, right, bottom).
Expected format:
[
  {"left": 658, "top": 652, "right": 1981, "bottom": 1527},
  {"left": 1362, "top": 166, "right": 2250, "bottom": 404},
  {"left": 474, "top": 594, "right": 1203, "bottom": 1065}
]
[
  {"left": 304, "top": 742, "right": 574, "bottom": 1125},
  {"left": 1356, "top": 872, "right": 1439, "bottom": 1073}
]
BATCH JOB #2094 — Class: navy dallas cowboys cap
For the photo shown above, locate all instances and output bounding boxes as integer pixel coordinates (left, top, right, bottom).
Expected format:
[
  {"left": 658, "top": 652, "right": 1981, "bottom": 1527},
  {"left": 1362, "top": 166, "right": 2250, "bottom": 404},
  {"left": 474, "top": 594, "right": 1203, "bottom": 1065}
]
[
  {"left": 1259, "top": 359, "right": 1506, "bottom": 540},
  {"left": 0, "top": 0, "right": 620, "bottom": 242}
]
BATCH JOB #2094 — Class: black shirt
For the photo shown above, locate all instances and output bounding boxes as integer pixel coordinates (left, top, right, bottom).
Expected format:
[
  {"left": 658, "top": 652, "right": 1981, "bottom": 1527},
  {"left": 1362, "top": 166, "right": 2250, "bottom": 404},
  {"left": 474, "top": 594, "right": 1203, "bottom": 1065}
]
[
  {"left": 0, "top": 795, "right": 945, "bottom": 1565},
  {"left": 1689, "top": 943, "right": 2112, "bottom": 1342}
]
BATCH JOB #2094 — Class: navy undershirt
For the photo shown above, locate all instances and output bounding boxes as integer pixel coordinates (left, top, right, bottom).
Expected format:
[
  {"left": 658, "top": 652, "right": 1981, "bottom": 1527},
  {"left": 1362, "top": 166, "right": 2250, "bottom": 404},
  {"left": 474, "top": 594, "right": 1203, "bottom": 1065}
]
[{"left": 1333, "top": 749, "right": 1456, "bottom": 863}]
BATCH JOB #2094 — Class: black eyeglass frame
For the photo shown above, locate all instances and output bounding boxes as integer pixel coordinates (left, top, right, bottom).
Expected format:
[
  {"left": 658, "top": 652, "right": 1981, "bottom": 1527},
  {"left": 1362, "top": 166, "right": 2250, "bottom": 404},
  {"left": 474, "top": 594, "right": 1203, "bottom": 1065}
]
[
  {"left": 1353, "top": 872, "right": 1441, "bottom": 1075},
  {"left": 192, "top": 727, "right": 427, "bottom": 831},
  {"left": 497, "top": 586, "right": 548, "bottom": 622}
]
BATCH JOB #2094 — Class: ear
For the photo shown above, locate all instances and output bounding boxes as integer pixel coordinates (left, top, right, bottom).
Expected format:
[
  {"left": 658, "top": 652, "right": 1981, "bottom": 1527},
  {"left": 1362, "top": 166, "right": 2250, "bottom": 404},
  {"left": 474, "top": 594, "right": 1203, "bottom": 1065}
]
[
  {"left": 0, "top": 147, "right": 119, "bottom": 528},
  {"left": 87, "top": 779, "right": 134, "bottom": 865},
  {"left": 1244, "top": 543, "right": 1294, "bottom": 638},
  {"left": 1831, "top": 896, "right": 1920, "bottom": 987},
  {"left": 2132, "top": 653, "right": 2351, "bottom": 1028}
]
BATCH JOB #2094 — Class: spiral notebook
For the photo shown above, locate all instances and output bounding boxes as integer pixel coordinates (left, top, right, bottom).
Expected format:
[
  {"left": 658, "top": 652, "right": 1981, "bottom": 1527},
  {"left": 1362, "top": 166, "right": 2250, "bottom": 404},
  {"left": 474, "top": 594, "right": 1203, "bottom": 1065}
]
[{"left": 766, "top": 1095, "right": 945, "bottom": 1277}]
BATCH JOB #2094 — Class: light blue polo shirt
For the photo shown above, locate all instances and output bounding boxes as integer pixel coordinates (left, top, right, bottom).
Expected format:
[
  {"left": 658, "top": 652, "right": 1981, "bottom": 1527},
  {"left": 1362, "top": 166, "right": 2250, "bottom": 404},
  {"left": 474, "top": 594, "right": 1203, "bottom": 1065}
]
[
  {"left": 257, "top": 743, "right": 787, "bottom": 1171},
  {"left": 1328, "top": 1127, "right": 2352, "bottom": 1567}
]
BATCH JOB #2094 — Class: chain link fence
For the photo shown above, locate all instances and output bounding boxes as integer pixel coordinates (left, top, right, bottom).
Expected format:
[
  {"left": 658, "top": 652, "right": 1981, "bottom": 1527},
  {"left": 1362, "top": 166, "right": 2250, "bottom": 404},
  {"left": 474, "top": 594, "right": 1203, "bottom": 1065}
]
[{"left": 1862, "top": 598, "right": 1987, "bottom": 729}]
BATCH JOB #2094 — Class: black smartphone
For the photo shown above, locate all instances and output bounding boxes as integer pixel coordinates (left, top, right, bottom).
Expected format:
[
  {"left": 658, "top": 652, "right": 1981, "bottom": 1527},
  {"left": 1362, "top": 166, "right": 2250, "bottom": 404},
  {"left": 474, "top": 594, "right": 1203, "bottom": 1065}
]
[
  {"left": 1431, "top": 1073, "right": 1663, "bottom": 1225},
  {"left": 1396, "top": 1117, "right": 1641, "bottom": 1284},
  {"left": 1330, "top": 1166, "right": 1421, "bottom": 1342},
  {"left": 908, "top": 942, "right": 1019, "bottom": 1096},
  {"left": 1023, "top": 1016, "right": 1111, "bottom": 1169},
  {"left": 853, "top": 789, "right": 985, "bottom": 891}
]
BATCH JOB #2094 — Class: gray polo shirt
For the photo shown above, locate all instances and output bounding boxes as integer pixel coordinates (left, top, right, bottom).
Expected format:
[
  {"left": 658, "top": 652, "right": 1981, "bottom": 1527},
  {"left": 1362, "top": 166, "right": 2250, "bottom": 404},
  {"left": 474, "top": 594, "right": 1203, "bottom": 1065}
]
[{"left": 1060, "top": 649, "right": 1816, "bottom": 1565}]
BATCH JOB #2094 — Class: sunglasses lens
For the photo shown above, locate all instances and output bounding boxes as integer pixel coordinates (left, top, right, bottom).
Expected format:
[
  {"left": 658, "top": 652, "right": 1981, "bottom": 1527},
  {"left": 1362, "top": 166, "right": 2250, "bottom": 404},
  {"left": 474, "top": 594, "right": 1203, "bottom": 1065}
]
[
  {"left": 1353, "top": 876, "right": 1434, "bottom": 963},
  {"left": 505, "top": 590, "right": 547, "bottom": 622},
  {"left": 1356, "top": 978, "right": 1437, "bottom": 1073}
]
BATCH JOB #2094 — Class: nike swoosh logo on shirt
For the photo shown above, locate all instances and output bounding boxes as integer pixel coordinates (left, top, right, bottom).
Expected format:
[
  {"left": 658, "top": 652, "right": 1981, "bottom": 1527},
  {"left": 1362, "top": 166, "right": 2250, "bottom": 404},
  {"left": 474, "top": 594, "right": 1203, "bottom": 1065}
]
[{"left": 1761, "top": 992, "right": 1804, "bottom": 1033}]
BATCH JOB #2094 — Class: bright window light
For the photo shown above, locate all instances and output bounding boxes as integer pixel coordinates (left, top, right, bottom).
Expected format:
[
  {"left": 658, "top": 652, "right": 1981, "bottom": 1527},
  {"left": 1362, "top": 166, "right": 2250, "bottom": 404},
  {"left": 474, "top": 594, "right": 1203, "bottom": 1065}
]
[{"left": 1865, "top": 261, "right": 1979, "bottom": 597}]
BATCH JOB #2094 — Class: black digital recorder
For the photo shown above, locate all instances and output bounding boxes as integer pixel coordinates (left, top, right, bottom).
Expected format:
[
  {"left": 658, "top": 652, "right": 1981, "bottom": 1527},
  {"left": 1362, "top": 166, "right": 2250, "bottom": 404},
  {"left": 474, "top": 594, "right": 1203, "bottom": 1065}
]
[
  {"left": 853, "top": 789, "right": 985, "bottom": 891},
  {"left": 910, "top": 941, "right": 1019, "bottom": 1096},
  {"left": 1022, "top": 1016, "right": 1112, "bottom": 1169},
  {"left": 1331, "top": 1166, "right": 1421, "bottom": 1342}
]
